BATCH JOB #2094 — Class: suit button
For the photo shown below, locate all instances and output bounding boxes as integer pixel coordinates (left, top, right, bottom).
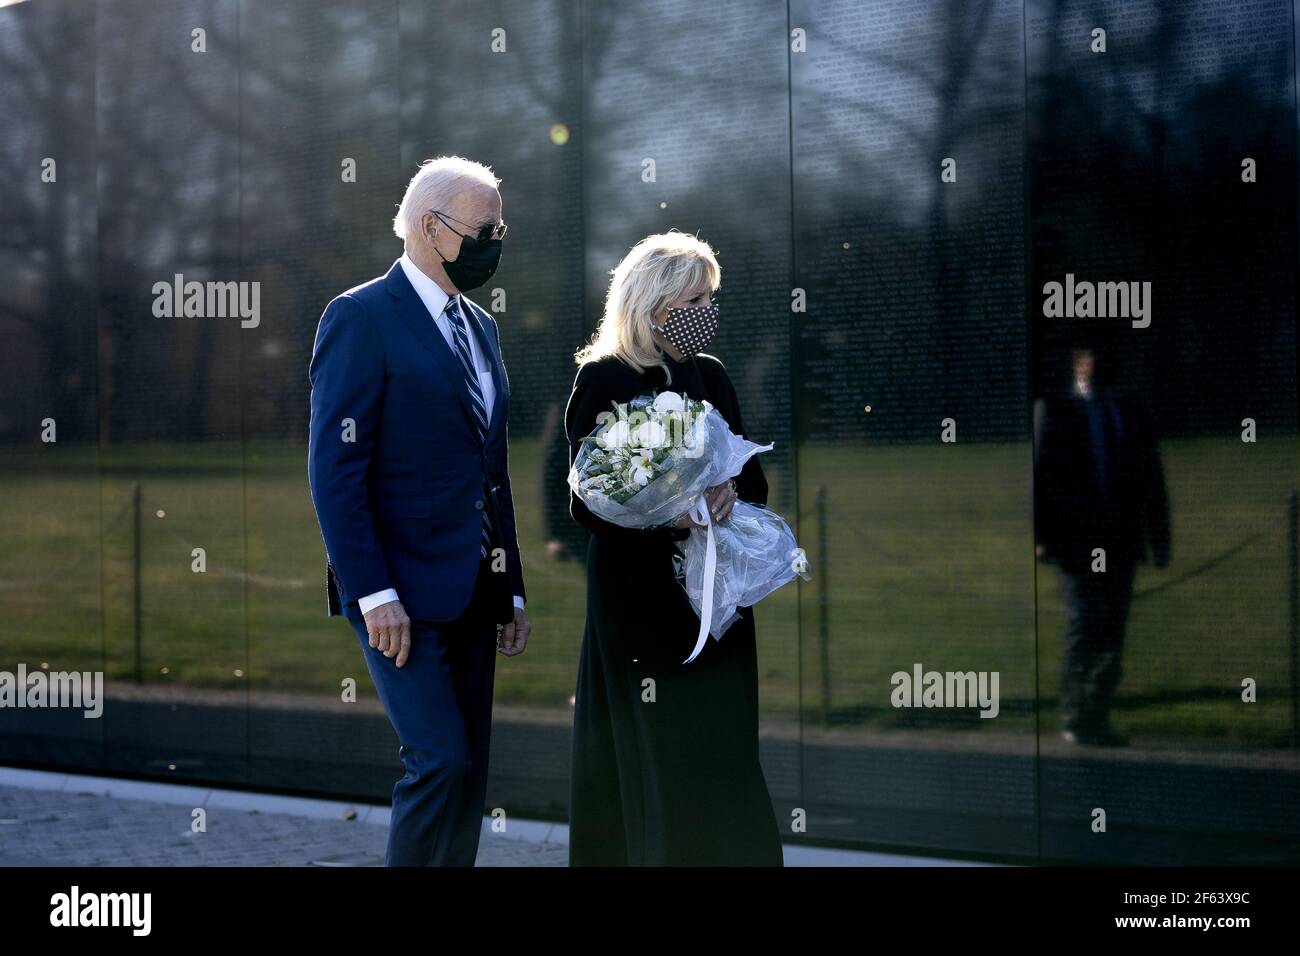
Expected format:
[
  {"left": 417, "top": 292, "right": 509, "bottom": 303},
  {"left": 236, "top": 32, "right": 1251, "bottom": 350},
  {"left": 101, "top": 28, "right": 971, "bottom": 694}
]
[{"left": 475, "top": 499, "right": 484, "bottom": 510}]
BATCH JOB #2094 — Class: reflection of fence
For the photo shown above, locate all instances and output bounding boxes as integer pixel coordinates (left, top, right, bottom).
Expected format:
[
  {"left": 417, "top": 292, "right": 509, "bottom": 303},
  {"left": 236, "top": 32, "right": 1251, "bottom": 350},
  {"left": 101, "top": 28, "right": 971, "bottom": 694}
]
[
  {"left": 132, "top": 481, "right": 141, "bottom": 683},
  {"left": 1128, "top": 532, "right": 1264, "bottom": 601},
  {"left": 1291, "top": 491, "right": 1298, "bottom": 749},
  {"left": 112, "top": 481, "right": 314, "bottom": 684},
  {"left": 98, "top": 477, "right": 1300, "bottom": 744},
  {"left": 816, "top": 485, "right": 831, "bottom": 716},
  {"left": 812, "top": 483, "right": 1300, "bottom": 744}
]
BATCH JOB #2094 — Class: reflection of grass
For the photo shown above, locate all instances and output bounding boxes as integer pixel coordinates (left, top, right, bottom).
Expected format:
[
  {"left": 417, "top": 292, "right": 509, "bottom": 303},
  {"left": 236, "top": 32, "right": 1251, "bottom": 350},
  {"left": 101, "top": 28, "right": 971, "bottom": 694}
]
[
  {"left": 796, "top": 436, "right": 1297, "bottom": 745},
  {"left": 0, "top": 436, "right": 1294, "bottom": 745}
]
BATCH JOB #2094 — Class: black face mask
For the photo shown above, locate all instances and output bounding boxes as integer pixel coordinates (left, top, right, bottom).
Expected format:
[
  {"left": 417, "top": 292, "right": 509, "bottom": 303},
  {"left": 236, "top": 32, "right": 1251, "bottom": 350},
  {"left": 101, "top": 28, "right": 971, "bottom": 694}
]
[{"left": 433, "top": 224, "right": 503, "bottom": 293}]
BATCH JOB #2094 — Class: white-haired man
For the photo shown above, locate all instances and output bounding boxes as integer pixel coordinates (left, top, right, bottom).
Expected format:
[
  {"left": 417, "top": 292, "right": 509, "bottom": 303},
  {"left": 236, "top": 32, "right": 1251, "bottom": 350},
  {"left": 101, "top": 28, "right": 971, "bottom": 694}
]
[{"left": 308, "top": 156, "right": 531, "bottom": 866}]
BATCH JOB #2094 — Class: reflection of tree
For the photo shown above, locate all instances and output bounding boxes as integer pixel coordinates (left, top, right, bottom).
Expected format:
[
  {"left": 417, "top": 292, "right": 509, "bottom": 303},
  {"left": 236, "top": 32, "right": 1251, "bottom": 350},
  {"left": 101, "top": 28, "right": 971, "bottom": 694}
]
[
  {"left": 397, "top": 0, "right": 586, "bottom": 437},
  {"left": 1031, "top": 0, "right": 1297, "bottom": 433},
  {"left": 794, "top": 0, "right": 1023, "bottom": 440},
  {"left": 580, "top": 0, "right": 797, "bottom": 496},
  {"left": 0, "top": 0, "right": 247, "bottom": 443},
  {"left": 237, "top": 0, "right": 403, "bottom": 440},
  {"left": 2, "top": 0, "right": 1291, "bottom": 451},
  {"left": 94, "top": 0, "right": 240, "bottom": 443},
  {"left": 926, "top": 0, "right": 1000, "bottom": 418},
  {"left": 0, "top": 2, "right": 96, "bottom": 442},
  {"left": 0, "top": 0, "right": 413, "bottom": 444}
]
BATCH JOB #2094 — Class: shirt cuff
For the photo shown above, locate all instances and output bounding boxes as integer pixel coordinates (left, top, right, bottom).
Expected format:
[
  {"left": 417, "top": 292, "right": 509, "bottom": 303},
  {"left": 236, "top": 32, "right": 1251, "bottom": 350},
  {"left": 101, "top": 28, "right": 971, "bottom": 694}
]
[
  {"left": 513, "top": 594, "right": 525, "bottom": 610},
  {"left": 357, "top": 588, "right": 399, "bottom": 615}
]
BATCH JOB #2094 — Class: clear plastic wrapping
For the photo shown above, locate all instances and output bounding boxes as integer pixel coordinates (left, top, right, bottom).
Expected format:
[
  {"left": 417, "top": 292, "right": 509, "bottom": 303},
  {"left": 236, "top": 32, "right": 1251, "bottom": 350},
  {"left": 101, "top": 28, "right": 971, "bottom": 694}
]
[{"left": 681, "top": 500, "right": 810, "bottom": 642}]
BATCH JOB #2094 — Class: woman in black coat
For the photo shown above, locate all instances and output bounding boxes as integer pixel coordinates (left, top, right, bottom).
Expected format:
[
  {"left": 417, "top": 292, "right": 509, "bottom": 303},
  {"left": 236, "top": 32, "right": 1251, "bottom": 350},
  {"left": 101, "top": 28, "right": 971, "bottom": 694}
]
[{"left": 565, "top": 232, "right": 783, "bottom": 866}]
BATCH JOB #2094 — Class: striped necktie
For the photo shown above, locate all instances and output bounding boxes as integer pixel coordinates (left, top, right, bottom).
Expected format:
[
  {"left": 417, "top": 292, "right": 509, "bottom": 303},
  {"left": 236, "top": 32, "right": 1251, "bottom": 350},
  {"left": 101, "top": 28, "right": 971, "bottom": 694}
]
[{"left": 444, "top": 296, "right": 494, "bottom": 558}]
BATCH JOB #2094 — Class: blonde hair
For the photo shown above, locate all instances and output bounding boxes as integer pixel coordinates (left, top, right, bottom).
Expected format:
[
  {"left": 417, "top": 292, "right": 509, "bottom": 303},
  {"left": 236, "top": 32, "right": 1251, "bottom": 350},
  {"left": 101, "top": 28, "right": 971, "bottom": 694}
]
[{"left": 575, "top": 231, "right": 720, "bottom": 385}]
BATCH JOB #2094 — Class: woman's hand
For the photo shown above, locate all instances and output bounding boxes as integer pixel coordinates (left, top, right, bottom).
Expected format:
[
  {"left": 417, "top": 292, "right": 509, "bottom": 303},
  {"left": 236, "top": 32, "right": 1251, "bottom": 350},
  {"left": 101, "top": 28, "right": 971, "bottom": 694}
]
[
  {"left": 671, "top": 480, "right": 737, "bottom": 529},
  {"left": 706, "top": 479, "right": 737, "bottom": 523}
]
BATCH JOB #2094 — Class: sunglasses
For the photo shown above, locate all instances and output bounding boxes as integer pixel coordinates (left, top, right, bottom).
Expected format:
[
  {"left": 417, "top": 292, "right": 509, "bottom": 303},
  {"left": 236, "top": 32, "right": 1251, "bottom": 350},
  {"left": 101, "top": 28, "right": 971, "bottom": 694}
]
[{"left": 430, "top": 209, "right": 508, "bottom": 243}]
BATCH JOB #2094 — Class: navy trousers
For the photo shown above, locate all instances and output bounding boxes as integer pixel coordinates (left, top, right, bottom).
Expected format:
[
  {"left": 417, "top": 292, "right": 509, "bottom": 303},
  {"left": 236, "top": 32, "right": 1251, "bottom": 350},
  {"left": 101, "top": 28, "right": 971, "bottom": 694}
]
[
  {"left": 346, "top": 555, "right": 507, "bottom": 866},
  {"left": 1056, "top": 557, "right": 1138, "bottom": 735}
]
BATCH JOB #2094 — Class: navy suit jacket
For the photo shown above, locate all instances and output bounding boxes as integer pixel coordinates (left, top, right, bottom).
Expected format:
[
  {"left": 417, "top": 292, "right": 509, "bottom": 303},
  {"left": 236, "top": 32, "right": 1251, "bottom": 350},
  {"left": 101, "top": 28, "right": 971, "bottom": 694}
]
[
  {"left": 1033, "top": 385, "right": 1171, "bottom": 572},
  {"left": 307, "top": 258, "right": 526, "bottom": 624}
]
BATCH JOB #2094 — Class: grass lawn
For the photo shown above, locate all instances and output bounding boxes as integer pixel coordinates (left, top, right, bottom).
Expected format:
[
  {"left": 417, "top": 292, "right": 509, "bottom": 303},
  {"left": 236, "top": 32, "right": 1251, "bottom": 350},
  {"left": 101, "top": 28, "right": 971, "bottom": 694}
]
[{"left": 1, "top": 434, "right": 1294, "bottom": 745}]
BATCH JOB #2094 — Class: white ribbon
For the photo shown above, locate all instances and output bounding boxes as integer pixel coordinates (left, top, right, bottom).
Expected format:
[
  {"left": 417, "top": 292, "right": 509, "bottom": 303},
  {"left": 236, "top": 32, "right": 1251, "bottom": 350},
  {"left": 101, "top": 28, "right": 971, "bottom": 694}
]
[{"left": 683, "top": 493, "right": 717, "bottom": 664}]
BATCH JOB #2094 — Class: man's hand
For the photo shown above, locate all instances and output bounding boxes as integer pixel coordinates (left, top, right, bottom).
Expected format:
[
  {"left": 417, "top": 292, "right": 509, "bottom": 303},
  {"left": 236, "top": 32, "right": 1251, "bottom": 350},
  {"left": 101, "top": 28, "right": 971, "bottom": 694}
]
[
  {"left": 498, "top": 607, "right": 531, "bottom": 657},
  {"left": 363, "top": 600, "right": 411, "bottom": 667}
]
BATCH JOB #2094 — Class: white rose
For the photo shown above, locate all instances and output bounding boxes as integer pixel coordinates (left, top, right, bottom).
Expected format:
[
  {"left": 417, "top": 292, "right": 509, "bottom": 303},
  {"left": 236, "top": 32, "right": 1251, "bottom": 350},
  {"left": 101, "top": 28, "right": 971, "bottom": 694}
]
[
  {"left": 652, "top": 391, "right": 685, "bottom": 415},
  {"left": 599, "top": 420, "right": 631, "bottom": 448},
  {"left": 632, "top": 420, "right": 667, "bottom": 449}
]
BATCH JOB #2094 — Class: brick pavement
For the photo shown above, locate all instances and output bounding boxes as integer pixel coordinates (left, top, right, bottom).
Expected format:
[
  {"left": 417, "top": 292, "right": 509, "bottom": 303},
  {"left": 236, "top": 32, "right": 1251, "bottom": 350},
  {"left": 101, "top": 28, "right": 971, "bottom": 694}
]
[{"left": 0, "top": 784, "right": 568, "bottom": 867}]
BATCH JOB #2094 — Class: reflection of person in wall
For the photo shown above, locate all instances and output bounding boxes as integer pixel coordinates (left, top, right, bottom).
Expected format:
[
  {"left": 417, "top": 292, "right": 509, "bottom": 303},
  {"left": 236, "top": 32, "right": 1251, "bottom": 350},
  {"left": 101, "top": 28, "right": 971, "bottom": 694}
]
[{"left": 1033, "top": 346, "right": 1171, "bottom": 747}]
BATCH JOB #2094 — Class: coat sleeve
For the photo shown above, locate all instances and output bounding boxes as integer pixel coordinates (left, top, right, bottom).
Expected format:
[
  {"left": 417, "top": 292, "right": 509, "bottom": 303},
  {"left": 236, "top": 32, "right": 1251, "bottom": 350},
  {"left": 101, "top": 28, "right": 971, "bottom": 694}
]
[
  {"left": 565, "top": 361, "right": 690, "bottom": 545},
  {"left": 307, "top": 294, "right": 393, "bottom": 602},
  {"left": 711, "top": 361, "right": 769, "bottom": 508},
  {"left": 485, "top": 314, "right": 527, "bottom": 603}
]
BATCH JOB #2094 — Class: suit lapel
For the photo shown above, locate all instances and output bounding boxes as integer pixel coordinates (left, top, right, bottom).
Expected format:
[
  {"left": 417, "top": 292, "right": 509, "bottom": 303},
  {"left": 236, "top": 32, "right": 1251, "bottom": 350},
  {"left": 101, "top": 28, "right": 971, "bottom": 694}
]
[{"left": 384, "top": 259, "right": 479, "bottom": 436}]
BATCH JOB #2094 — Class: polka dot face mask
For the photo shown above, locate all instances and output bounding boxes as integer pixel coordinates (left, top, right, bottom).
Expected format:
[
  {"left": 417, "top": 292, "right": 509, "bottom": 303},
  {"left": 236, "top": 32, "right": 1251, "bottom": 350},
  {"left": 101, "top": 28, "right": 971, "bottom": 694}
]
[{"left": 656, "top": 301, "right": 720, "bottom": 356}]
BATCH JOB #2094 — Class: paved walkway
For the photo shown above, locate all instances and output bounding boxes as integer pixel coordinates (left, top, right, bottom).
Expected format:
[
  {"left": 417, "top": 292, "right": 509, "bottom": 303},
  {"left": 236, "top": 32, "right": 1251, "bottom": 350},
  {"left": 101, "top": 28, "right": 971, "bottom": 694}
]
[
  {"left": 0, "top": 773, "right": 567, "bottom": 867},
  {"left": 0, "top": 766, "right": 968, "bottom": 867}
]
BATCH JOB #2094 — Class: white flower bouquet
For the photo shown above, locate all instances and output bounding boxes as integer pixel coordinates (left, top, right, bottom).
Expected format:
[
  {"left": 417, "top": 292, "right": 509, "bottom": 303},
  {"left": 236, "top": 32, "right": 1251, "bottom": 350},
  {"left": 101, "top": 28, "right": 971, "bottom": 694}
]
[{"left": 569, "top": 390, "right": 810, "bottom": 663}]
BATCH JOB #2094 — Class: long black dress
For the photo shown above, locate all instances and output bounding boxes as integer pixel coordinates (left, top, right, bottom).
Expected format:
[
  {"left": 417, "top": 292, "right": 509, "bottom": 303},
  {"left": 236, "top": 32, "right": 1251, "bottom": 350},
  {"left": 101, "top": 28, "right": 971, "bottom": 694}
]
[{"left": 565, "top": 350, "right": 783, "bottom": 866}]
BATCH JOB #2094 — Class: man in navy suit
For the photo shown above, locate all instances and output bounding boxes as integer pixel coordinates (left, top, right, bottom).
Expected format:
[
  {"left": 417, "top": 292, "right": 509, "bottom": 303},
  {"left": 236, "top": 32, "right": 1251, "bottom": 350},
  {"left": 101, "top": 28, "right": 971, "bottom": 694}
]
[{"left": 308, "top": 156, "right": 531, "bottom": 865}]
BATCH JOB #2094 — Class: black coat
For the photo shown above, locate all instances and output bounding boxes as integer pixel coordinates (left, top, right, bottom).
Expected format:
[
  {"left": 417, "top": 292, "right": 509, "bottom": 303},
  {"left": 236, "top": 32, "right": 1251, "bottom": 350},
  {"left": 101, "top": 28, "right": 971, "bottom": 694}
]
[
  {"left": 563, "top": 350, "right": 783, "bottom": 866},
  {"left": 1033, "top": 385, "right": 1171, "bottom": 572}
]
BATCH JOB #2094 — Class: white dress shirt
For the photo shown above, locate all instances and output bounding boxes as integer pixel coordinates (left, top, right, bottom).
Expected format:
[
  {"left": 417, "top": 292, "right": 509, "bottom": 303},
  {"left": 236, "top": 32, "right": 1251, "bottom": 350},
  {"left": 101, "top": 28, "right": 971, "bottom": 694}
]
[{"left": 356, "top": 253, "right": 523, "bottom": 616}]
